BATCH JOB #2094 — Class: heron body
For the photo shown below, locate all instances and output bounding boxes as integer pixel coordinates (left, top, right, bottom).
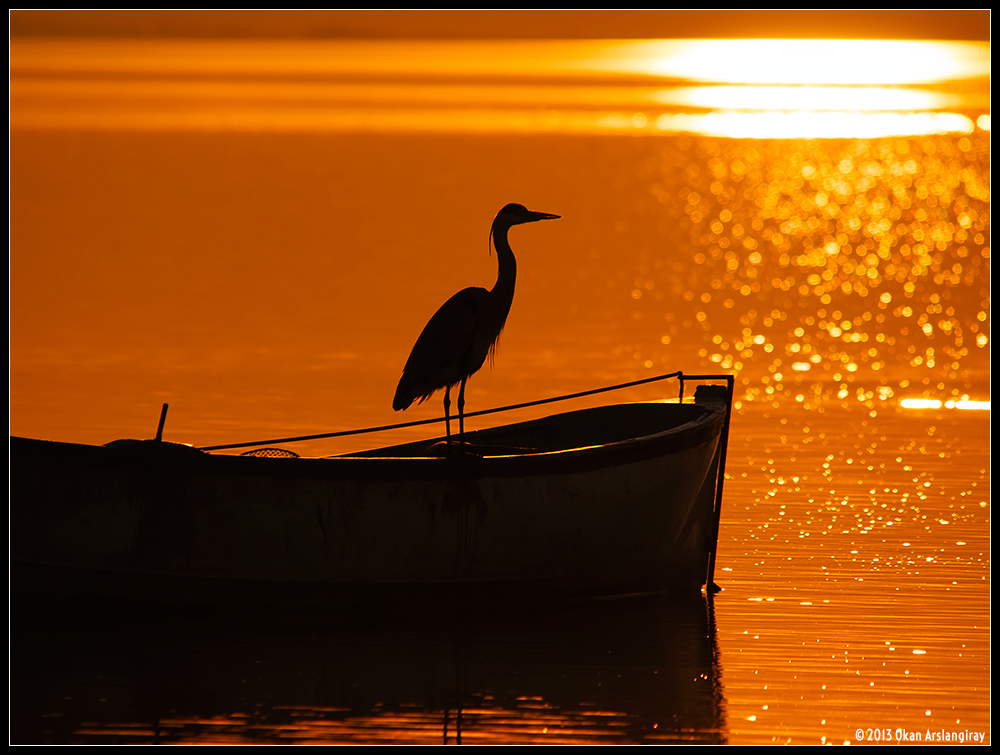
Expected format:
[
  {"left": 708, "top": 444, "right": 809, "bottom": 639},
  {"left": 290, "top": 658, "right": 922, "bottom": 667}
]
[{"left": 393, "top": 203, "right": 560, "bottom": 441}]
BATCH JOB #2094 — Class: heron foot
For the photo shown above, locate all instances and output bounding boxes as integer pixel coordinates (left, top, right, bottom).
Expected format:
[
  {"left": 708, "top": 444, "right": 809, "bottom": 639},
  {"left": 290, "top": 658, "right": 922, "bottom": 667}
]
[{"left": 427, "top": 440, "right": 482, "bottom": 459}]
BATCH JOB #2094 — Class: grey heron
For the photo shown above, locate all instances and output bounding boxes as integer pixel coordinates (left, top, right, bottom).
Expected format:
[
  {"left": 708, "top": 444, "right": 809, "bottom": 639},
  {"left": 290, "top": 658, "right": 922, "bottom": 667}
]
[{"left": 392, "top": 202, "right": 560, "bottom": 442}]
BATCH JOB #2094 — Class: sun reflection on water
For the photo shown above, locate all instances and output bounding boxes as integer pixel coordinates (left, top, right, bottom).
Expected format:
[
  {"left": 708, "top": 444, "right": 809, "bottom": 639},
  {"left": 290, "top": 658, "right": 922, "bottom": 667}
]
[
  {"left": 665, "top": 85, "right": 974, "bottom": 113},
  {"left": 652, "top": 111, "right": 977, "bottom": 139},
  {"left": 636, "top": 131, "right": 990, "bottom": 412}
]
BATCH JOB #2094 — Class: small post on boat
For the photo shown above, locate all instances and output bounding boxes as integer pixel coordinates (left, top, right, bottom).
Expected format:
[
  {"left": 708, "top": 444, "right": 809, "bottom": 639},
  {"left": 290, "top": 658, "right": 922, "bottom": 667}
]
[
  {"left": 686, "top": 373, "right": 734, "bottom": 595},
  {"left": 705, "top": 377, "right": 733, "bottom": 594},
  {"left": 154, "top": 403, "right": 169, "bottom": 442}
]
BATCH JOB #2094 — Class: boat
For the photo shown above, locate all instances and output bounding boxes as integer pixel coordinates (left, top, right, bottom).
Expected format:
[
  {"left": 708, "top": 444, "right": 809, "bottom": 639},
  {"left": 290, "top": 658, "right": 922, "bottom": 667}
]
[{"left": 10, "top": 382, "right": 732, "bottom": 607}]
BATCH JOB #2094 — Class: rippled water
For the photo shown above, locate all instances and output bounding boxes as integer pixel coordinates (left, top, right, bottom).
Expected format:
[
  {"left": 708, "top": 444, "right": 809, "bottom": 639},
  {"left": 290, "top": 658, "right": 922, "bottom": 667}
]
[{"left": 10, "top": 37, "right": 990, "bottom": 744}]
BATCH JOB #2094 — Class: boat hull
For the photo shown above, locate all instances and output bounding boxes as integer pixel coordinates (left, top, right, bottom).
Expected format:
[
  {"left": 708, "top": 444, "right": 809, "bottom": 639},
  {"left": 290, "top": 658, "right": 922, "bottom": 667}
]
[{"left": 11, "top": 399, "right": 728, "bottom": 604}]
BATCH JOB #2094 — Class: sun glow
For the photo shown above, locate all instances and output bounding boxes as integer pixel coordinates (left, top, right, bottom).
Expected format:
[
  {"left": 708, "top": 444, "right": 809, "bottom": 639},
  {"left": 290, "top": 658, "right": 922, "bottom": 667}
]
[
  {"left": 628, "top": 39, "right": 990, "bottom": 86},
  {"left": 9, "top": 38, "right": 990, "bottom": 140},
  {"left": 587, "top": 39, "right": 990, "bottom": 138}
]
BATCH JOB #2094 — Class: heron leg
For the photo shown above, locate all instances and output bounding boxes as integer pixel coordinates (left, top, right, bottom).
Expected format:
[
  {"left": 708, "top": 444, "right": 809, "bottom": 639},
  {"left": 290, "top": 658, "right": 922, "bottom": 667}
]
[
  {"left": 457, "top": 377, "right": 468, "bottom": 440},
  {"left": 443, "top": 385, "right": 452, "bottom": 441}
]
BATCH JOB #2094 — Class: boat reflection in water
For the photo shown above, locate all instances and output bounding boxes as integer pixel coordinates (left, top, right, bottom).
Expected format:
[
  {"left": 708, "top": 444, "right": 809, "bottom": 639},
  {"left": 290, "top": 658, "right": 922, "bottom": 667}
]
[{"left": 14, "top": 591, "right": 725, "bottom": 745}]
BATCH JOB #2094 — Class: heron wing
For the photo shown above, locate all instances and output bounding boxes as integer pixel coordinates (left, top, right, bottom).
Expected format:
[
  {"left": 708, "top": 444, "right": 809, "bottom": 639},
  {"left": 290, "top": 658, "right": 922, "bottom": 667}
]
[{"left": 393, "top": 286, "right": 488, "bottom": 410}]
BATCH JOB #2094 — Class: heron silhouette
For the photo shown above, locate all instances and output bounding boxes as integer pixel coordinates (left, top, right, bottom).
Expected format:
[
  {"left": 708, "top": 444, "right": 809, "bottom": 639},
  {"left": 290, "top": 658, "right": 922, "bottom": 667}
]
[{"left": 393, "top": 203, "right": 560, "bottom": 443}]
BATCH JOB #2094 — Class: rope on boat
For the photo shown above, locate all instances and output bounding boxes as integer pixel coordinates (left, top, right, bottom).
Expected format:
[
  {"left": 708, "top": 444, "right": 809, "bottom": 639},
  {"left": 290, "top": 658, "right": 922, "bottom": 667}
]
[{"left": 197, "top": 370, "right": 733, "bottom": 452}]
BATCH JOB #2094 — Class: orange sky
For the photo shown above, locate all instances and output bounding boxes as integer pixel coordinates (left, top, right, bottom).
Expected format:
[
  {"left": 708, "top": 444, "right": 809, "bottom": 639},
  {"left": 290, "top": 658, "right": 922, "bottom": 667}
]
[{"left": 9, "top": 9, "right": 991, "bottom": 41}]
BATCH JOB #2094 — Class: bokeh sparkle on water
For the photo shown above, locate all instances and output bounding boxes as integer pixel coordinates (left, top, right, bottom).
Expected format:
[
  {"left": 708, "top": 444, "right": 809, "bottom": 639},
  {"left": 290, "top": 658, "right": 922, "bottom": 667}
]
[{"left": 643, "top": 133, "right": 990, "bottom": 408}]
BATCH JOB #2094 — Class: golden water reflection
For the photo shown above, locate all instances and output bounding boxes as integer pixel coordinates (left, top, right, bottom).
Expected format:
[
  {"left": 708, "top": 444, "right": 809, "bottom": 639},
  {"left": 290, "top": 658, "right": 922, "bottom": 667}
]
[
  {"left": 715, "top": 402, "right": 989, "bottom": 744},
  {"left": 665, "top": 85, "right": 976, "bottom": 113},
  {"left": 900, "top": 397, "right": 989, "bottom": 410},
  {"left": 620, "top": 131, "right": 991, "bottom": 423},
  {"left": 652, "top": 111, "right": 977, "bottom": 139}
]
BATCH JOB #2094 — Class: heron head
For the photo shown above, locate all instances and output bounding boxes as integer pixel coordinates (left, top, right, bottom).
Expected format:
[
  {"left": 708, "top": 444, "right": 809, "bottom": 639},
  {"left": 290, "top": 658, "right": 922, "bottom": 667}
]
[
  {"left": 495, "top": 203, "right": 561, "bottom": 228},
  {"left": 489, "top": 203, "right": 560, "bottom": 256}
]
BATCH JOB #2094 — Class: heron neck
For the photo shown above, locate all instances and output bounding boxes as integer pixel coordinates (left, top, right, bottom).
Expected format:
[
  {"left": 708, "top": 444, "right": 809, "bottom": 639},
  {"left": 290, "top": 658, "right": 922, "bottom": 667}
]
[{"left": 490, "top": 225, "right": 517, "bottom": 299}]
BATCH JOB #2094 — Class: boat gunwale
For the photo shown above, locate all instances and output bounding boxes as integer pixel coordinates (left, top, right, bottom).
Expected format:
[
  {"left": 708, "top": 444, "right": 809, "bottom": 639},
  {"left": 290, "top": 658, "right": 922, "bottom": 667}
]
[{"left": 10, "top": 400, "right": 727, "bottom": 483}]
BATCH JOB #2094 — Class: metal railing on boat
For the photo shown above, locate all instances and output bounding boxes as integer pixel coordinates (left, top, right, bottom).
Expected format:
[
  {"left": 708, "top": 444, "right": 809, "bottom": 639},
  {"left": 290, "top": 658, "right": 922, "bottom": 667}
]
[{"left": 195, "top": 371, "right": 730, "bottom": 453}]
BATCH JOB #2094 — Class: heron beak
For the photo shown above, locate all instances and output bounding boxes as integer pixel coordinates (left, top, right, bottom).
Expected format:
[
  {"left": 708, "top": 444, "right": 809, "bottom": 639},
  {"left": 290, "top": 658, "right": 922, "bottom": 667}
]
[{"left": 525, "top": 210, "right": 560, "bottom": 223}]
